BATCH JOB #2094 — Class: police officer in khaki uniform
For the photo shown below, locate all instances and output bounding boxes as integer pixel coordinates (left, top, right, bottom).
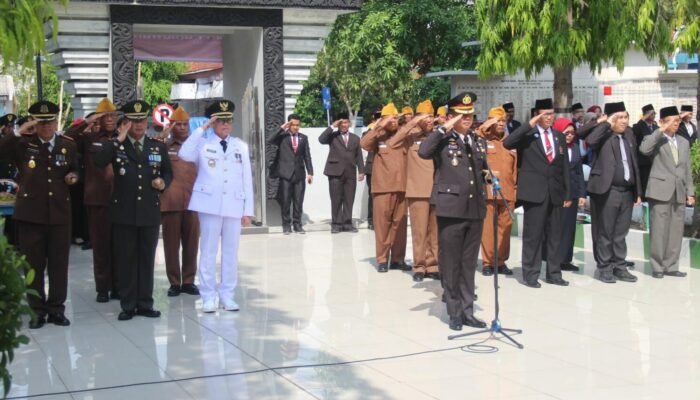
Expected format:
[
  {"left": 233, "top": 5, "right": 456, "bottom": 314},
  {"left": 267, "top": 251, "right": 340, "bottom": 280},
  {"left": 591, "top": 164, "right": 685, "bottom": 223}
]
[
  {"left": 65, "top": 98, "right": 119, "bottom": 303},
  {"left": 387, "top": 100, "right": 439, "bottom": 282},
  {"left": 360, "top": 103, "right": 409, "bottom": 273},
  {"left": 418, "top": 92, "right": 488, "bottom": 331},
  {"left": 475, "top": 106, "right": 517, "bottom": 276},
  {"left": 0, "top": 101, "right": 79, "bottom": 329},
  {"left": 95, "top": 100, "right": 172, "bottom": 321},
  {"left": 157, "top": 107, "right": 200, "bottom": 297}
]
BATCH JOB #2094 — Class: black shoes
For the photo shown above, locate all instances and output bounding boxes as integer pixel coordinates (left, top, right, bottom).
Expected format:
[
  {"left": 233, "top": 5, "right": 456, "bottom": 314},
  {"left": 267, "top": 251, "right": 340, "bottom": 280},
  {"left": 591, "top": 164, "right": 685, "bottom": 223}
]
[
  {"left": 449, "top": 316, "right": 463, "bottom": 331},
  {"left": 482, "top": 266, "right": 494, "bottom": 276},
  {"left": 110, "top": 291, "right": 120, "bottom": 300},
  {"left": 118, "top": 310, "right": 135, "bottom": 321},
  {"left": 331, "top": 227, "right": 341, "bottom": 234},
  {"left": 181, "top": 283, "right": 200, "bottom": 295},
  {"left": 29, "top": 316, "right": 46, "bottom": 329},
  {"left": 344, "top": 226, "right": 359, "bottom": 233},
  {"left": 283, "top": 227, "right": 292, "bottom": 235},
  {"left": 96, "top": 292, "right": 109, "bottom": 303},
  {"left": 498, "top": 265, "right": 514, "bottom": 275},
  {"left": 665, "top": 271, "right": 687, "bottom": 277},
  {"left": 463, "top": 315, "right": 487, "bottom": 329},
  {"left": 136, "top": 308, "right": 161, "bottom": 318},
  {"left": 167, "top": 285, "right": 181, "bottom": 297},
  {"left": 598, "top": 271, "right": 617, "bottom": 283},
  {"left": 47, "top": 313, "right": 71, "bottom": 326},
  {"left": 652, "top": 272, "right": 664, "bottom": 279},
  {"left": 413, "top": 272, "right": 425, "bottom": 282},
  {"left": 613, "top": 268, "right": 638, "bottom": 282},
  {"left": 524, "top": 280, "right": 541, "bottom": 288},
  {"left": 377, "top": 263, "right": 388, "bottom": 273},
  {"left": 425, "top": 272, "right": 440, "bottom": 280},
  {"left": 545, "top": 277, "right": 569, "bottom": 286},
  {"left": 81, "top": 242, "right": 92, "bottom": 250},
  {"left": 368, "top": 223, "right": 374, "bottom": 230},
  {"left": 625, "top": 261, "right": 635, "bottom": 268},
  {"left": 389, "top": 262, "right": 411, "bottom": 271},
  {"left": 293, "top": 226, "right": 306, "bottom": 234},
  {"left": 560, "top": 263, "right": 580, "bottom": 272}
]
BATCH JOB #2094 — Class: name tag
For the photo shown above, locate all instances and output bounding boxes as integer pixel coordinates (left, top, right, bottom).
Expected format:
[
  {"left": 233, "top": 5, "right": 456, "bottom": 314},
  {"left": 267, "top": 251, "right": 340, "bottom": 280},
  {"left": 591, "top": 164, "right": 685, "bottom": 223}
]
[
  {"left": 487, "top": 144, "right": 495, "bottom": 149},
  {"left": 205, "top": 148, "right": 217, "bottom": 154},
  {"left": 92, "top": 142, "right": 103, "bottom": 147}
]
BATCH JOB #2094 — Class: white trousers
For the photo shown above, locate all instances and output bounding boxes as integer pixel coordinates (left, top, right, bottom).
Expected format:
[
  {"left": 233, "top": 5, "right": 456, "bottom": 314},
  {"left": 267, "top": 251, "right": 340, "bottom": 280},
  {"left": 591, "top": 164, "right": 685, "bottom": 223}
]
[{"left": 197, "top": 213, "right": 241, "bottom": 303}]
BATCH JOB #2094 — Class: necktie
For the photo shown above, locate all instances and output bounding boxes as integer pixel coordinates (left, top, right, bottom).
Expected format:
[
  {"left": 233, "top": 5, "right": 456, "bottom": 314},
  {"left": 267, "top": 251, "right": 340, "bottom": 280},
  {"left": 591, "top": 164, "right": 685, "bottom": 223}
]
[
  {"left": 43, "top": 142, "right": 52, "bottom": 153},
  {"left": 544, "top": 130, "right": 554, "bottom": 163},
  {"left": 220, "top": 139, "right": 227, "bottom": 153},
  {"left": 134, "top": 141, "right": 142, "bottom": 158},
  {"left": 669, "top": 138, "right": 679, "bottom": 165},
  {"left": 343, "top": 133, "right": 348, "bottom": 146},
  {"left": 292, "top": 135, "right": 298, "bottom": 153},
  {"left": 618, "top": 135, "right": 630, "bottom": 181}
]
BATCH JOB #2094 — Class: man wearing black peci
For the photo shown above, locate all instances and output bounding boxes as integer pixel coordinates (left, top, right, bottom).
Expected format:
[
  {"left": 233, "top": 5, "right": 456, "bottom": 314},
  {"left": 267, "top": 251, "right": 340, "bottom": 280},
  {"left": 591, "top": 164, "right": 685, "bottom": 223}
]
[
  {"left": 95, "top": 100, "right": 173, "bottom": 320},
  {"left": 632, "top": 104, "right": 658, "bottom": 198},
  {"left": 267, "top": 114, "right": 314, "bottom": 234},
  {"left": 319, "top": 112, "right": 364, "bottom": 233},
  {"left": 503, "top": 98, "right": 572, "bottom": 288},
  {"left": 586, "top": 102, "right": 640, "bottom": 284},
  {"left": 418, "top": 92, "right": 488, "bottom": 331}
]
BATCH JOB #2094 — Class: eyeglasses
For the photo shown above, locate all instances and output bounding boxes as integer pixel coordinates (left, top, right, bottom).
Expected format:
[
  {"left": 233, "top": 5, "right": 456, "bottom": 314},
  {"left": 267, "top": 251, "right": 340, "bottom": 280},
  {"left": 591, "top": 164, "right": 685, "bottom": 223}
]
[{"left": 217, "top": 118, "right": 233, "bottom": 124}]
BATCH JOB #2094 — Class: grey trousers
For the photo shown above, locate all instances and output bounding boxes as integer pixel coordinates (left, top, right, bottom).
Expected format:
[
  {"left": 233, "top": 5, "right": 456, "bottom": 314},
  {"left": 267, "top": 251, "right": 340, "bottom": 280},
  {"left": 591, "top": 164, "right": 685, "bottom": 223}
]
[
  {"left": 592, "top": 188, "right": 634, "bottom": 273},
  {"left": 648, "top": 198, "right": 685, "bottom": 273}
]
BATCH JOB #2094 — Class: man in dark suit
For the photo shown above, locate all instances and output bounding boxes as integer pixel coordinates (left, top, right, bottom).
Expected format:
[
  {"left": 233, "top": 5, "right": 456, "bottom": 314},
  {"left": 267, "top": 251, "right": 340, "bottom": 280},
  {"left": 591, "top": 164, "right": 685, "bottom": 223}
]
[
  {"left": 319, "top": 112, "right": 364, "bottom": 233},
  {"left": 570, "top": 103, "right": 585, "bottom": 129},
  {"left": 0, "top": 102, "right": 79, "bottom": 329},
  {"left": 677, "top": 105, "right": 697, "bottom": 147},
  {"left": 503, "top": 98, "right": 572, "bottom": 288},
  {"left": 586, "top": 102, "right": 640, "bottom": 284},
  {"left": 362, "top": 110, "right": 381, "bottom": 230},
  {"left": 267, "top": 114, "right": 313, "bottom": 234},
  {"left": 552, "top": 118, "right": 586, "bottom": 272},
  {"left": 418, "top": 92, "right": 488, "bottom": 331},
  {"left": 502, "top": 102, "right": 521, "bottom": 136},
  {"left": 0, "top": 113, "right": 19, "bottom": 243},
  {"left": 632, "top": 104, "right": 658, "bottom": 198},
  {"left": 95, "top": 100, "right": 173, "bottom": 320}
]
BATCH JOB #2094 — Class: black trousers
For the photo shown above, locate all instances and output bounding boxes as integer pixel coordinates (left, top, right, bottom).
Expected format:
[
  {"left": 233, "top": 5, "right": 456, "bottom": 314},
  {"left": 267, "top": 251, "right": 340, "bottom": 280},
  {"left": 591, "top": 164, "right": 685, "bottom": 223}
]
[
  {"left": 366, "top": 174, "right": 373, "bottom": 224},
  {"left": 437, "top": 217, "right": 482, "bottom": 319},
  {"left": 17, "top": 221, "right": 71, "bottom": 317},
  {"left": 521, "top": 194, "right": 563, "bottom": 283},
  {"left": 112, "top": 224, "right": 159, "bottom": 312},
  {"left": 329, "top": 174, "right": 357, "bottom": 229},
  {"left": 558, "top": 200, "right": 579, "bottom": 264},
  {"left": 279, "top": 177, "right": 305, "bottom": 229},
  {"left": 591, "top": 188, "right": 634, "bottom": 272}
]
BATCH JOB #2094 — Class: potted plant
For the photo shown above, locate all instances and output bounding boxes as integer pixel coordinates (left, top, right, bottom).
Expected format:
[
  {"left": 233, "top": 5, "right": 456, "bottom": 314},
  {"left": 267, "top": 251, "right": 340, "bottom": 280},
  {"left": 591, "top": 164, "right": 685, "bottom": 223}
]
[{"left": 0, "top": 220, "right": 35, "bottom": 397}]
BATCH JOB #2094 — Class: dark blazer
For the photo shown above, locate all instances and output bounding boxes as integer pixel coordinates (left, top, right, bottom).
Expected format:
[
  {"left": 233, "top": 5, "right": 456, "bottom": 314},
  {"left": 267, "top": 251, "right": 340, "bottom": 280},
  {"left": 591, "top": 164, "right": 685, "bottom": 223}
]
[
  {"left": 507, "top": 119, "right": 521, "bottom": 134},
  {"left": 418, "top": 130, "right": 487, "bottom": 220},
  {"left": 94, "top": 136, "right": 172, "bottom": 227},
  {"left": 585, "top": 123, "right": 642, "bottom": 198},
  {"left": 567, "top": 144, "right": 586, "bottom": 199},
  {"left": 318, "top": 127, "right": 364, "bottom": 177},
  {"left": 503, "top": 124, "right": 571, "bottom": 205},
  {"left": 0, "top": 134, "right": 78, "bottom": 225},
  {"left": 632, "top": 119, "right": 659, "bottom": 167},
  {"left": 267, "top": 129, "right": 313, "bottom": 181},
  {"left": 677, "top": 121, "right": 697, "bottom": 147}
]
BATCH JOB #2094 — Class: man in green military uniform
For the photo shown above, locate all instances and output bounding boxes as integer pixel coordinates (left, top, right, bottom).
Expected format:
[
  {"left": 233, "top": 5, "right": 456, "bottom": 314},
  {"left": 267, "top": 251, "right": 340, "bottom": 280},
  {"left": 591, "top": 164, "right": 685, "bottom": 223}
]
[{"left": 95, "top": 100, "right": 172, "bottom": 321}]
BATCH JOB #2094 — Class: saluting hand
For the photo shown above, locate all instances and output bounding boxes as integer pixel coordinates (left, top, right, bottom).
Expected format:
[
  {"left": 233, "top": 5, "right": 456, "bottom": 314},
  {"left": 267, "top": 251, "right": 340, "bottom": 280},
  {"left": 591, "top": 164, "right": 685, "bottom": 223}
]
[
  {"left": 280, "top": 121, "right": 290, "bottom": 131},
  {"left": 86, "top": 112, "right": 104, "bottom": 124},
  {"left": 442, "top": 115, "right": 463, "bottom": 133},
  {"left": 117, "top": 121, "right": 131, "bottom": 143},
  {"left": 331, "top": 119, "right": 341, "bottom": 128},
  {"left": 18, "top": 119, "right": 38, "bottom": 136},
  {"left": 528, "top": 113, "right": 544, "bottom": 129},
  {"left": 156, "top": 125, "right": 173, "bottom": 141},
  {"left": 597, "top": 114, "right": 608, "bottom": 124},
  {"left": 659, "top": 118, "right": 674, "bottom": 134}
]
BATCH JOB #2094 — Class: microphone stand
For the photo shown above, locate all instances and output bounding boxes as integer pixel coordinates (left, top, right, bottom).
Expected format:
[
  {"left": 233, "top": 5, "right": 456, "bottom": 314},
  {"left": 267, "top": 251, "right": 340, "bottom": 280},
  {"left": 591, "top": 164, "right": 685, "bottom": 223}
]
[{"left": 448, "top": 139, "right": 524, "bottom": 349}]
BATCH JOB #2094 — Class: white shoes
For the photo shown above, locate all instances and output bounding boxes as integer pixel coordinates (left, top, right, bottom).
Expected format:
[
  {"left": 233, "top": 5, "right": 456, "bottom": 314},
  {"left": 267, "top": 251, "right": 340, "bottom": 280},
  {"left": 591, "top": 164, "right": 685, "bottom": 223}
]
[
  {"left": 202, "top": 299, "right": 217, "bottom": 313},
  {"left": 220, "top": 299, "right": 239, "bottom": 312}
]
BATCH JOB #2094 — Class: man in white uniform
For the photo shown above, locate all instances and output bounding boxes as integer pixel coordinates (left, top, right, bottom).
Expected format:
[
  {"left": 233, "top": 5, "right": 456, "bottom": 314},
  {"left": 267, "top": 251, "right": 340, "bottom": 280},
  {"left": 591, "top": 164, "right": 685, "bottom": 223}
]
[{"left": 178, "top": 100, "right": 254, "bottom": 313}]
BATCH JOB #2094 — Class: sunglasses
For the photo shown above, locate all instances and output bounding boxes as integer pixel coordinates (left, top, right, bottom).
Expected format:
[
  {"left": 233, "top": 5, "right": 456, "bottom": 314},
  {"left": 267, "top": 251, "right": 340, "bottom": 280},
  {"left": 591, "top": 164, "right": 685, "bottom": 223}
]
[{"left": 217, "top": 118, "right": 233, "bottom": 124}]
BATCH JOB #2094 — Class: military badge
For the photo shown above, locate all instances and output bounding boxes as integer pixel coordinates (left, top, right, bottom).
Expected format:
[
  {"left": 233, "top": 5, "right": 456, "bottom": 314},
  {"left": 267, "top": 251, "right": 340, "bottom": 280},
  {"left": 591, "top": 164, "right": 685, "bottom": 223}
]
[
  {"left": 28, "top": 159, "right": 36, "bottom": 169},
  {"left": 208, "top": 159, "right": 216, "bottom": 168},
  {"left": 119, "top": 167, "right": 126, "bottom": 176}
]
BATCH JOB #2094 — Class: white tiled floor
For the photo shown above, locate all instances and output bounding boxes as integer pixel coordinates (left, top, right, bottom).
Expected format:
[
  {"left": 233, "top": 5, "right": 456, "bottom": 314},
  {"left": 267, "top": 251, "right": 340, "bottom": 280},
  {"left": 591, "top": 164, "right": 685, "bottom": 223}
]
[{"left": 6, "top": 229, "right": 700, "bottom": 399}]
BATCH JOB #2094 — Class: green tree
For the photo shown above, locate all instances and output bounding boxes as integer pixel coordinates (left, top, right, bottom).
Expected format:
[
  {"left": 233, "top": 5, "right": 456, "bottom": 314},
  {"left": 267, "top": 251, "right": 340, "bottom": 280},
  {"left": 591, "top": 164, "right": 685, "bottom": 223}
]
[
  {"left": 0, "top": 0, "right": 68, "bottom": 66},
  {"left": 3, "top": 62, "right": 71, "bottom": 124},
  {"left": 671, "top": 0, "right": 700, "bottom": 117},
  {"left": 476, "top": 0, "right": 673, "bottom": 111},
  {"left": 138, "top": 61, "right": 187, "bottom": 106},
  {"left": 294, "top": 0, "right": 477, "bottom": 124}
]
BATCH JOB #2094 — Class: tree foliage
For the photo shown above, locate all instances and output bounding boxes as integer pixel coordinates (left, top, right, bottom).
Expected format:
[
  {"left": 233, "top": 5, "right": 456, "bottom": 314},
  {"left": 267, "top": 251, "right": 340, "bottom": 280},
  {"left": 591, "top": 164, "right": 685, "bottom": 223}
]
[
  {"left": 672, "top": 0, "right": 700, "bottom": 53},
  {"left": 0, "top": 0, "right": 68, "bottom": 66},
  {"left": 295, "top": 0, "right": 477, "bottom": 124},
  {"left": 476, "top": 0, "right": 673, "bottom": 108},
  {"left": 139, "top": 61, "right": 187, "bottom": 106}
]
